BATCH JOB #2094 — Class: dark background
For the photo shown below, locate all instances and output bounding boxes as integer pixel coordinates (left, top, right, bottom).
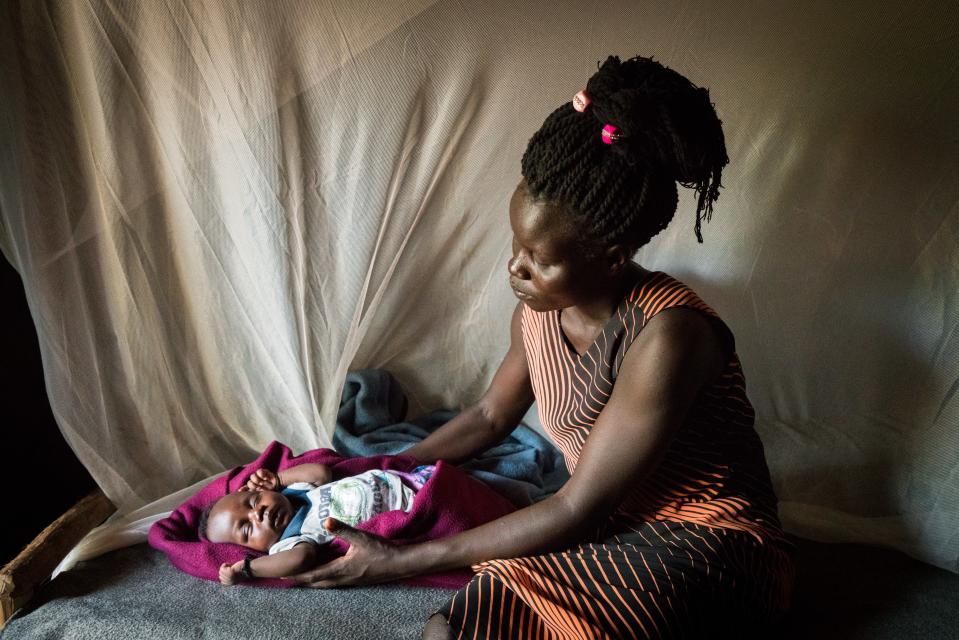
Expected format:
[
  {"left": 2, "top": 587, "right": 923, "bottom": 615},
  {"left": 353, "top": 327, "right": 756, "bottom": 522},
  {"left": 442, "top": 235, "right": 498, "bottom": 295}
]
[{"left": 1, "top": 252, "right": 95, "bottom": 566}]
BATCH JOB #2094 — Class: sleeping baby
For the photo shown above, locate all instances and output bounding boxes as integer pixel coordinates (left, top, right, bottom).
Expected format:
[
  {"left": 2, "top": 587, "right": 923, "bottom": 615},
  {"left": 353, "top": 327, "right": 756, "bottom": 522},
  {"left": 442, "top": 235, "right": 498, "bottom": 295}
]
[{"left": 201, "top": 462, "right": 434, "bottom": 585}]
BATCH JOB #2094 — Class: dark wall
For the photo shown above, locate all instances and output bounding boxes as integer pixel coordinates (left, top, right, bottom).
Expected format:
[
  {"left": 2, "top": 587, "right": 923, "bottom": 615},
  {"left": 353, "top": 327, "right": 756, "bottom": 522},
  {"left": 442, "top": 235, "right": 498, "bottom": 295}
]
[{"left": 1, "top": 252, "right": 95, "bottom": 566}]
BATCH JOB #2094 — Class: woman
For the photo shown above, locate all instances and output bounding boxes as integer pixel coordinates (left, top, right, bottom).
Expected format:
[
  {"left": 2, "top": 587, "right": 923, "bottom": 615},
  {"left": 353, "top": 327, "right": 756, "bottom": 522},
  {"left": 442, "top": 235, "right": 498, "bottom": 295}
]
[{"left": 294, "top": 55, "right": 795, "bottom": 639}]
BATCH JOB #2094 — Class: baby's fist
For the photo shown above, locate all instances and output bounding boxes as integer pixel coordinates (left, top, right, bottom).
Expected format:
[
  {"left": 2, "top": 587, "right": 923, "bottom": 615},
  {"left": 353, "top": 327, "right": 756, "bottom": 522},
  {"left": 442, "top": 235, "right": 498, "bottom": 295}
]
[
  {"left": 219, "top": 561, "right": 243, "bottom": 585},
  {"left": 244, "top": 468, "right": 280, "bottom": 492}
]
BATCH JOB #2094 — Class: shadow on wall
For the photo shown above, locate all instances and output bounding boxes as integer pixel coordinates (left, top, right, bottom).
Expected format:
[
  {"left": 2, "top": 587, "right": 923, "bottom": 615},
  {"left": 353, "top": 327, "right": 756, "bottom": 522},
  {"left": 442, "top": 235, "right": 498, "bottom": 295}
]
[
  {"left": 670, "top": 272, "right": 957, "bottom": 635},
  {"left": 678, "top": 251, "right": 947, "bottom": 550},
  {"left": 664, "top": 25, "right": 959, "bottom": 566}
]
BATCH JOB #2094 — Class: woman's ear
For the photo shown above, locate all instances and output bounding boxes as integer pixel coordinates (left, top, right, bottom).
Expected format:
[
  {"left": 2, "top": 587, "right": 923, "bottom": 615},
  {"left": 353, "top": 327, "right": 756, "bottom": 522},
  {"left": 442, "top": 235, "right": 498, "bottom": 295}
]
[{"left": 604, "top": 244, "right": 632, "bottom": 276}]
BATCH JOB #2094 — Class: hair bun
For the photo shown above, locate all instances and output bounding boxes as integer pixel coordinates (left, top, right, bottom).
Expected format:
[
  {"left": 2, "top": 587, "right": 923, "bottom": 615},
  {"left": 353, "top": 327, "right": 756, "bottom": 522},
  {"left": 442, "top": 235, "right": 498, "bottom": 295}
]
[{"left": 586, "top": 55, "right": 729, "bottom": 240}]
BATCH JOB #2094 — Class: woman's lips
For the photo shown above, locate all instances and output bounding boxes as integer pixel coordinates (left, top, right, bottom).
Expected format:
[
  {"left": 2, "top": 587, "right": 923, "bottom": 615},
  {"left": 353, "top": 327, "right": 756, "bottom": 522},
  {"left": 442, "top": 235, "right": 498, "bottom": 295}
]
[
  {"left": 510, "top": 280, "right": 534, "bottom": 300},
  {"left": 512, "top": 289, "right": 533, "bottom": 301}
]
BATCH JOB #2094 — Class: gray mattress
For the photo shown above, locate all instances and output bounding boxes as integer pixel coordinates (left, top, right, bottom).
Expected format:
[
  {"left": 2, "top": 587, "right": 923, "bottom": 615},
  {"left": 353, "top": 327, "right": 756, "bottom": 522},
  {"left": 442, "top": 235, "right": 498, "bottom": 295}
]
[
  {"left": 2, "top": 545, "right": 452, "bottom": 640},
  {"left": 4, "top": 537, "right": 959, "bottom": 639}
]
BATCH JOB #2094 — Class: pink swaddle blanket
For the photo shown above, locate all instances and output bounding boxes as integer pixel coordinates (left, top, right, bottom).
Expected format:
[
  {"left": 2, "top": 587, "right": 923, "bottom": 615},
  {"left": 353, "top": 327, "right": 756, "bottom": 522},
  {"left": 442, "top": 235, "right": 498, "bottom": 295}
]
[{"left": 148, "top": 440, "right": 516, "bottom": 588}]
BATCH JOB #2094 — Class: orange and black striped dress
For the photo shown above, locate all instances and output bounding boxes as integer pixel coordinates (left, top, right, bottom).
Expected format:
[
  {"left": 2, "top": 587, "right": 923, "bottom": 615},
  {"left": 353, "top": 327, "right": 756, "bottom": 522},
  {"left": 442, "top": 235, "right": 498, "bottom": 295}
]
[{"left": 443, "top": 270, "right": 795, "bottom": 639}]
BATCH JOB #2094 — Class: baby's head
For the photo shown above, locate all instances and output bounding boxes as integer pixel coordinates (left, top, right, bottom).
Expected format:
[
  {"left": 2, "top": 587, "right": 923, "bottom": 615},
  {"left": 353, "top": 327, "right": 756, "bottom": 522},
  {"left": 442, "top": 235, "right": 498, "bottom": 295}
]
[{"left": 201, "top": 489, "right": 294, "bottom": 552}]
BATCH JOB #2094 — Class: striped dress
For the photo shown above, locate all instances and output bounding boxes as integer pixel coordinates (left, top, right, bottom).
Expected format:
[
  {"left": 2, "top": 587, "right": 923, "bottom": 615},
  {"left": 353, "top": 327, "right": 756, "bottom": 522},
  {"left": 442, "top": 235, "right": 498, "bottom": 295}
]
[{"left": 443, "top": 270, "right": 795, "bottom": 639}]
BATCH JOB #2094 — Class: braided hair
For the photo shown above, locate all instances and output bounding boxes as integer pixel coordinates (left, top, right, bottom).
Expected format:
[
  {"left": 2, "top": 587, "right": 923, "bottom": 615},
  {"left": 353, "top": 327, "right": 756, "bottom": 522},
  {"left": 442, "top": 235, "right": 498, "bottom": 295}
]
[{"left": 521, "top": 55, "right": 729, "bottom": 254}]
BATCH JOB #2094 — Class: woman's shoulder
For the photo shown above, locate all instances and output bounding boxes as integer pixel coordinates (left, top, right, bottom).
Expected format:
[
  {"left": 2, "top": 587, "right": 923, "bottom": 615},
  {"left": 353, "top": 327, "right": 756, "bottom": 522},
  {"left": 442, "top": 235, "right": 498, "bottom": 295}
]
[
  {"left": 625, "top": 269, "right": 711, "bottom": 316},
  {"left": 621, "top": 267, "right": 736, "bottom": 362}
]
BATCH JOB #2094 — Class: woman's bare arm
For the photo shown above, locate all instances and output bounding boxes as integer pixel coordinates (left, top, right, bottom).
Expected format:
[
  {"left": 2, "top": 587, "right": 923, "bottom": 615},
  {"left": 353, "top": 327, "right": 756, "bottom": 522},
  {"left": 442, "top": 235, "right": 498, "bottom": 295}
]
[
  {"left": 403, "top": 303, "right": 534, "bottom": 464},
  {"left": 292, "top": 307, "right": 726, "bottom": 586}
]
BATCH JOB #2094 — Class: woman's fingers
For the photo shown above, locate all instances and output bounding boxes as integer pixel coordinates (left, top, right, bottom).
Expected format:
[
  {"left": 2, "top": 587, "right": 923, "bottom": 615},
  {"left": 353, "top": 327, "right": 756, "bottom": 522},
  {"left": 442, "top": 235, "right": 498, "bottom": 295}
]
[
  {"left": 307, "top": 580, "right": 342, "bottom": 589},
  {"left": 285, "top": 518, "right": 406, "bottom": 589},
  {"left": 291, "top": 557, "right": 349, "bottom": 588},
  {"left": 288, "top": 520, "right": 389, "bottom": 588},
  {"left": 323, "top": 517, "right": 357, "bottom": 538}
]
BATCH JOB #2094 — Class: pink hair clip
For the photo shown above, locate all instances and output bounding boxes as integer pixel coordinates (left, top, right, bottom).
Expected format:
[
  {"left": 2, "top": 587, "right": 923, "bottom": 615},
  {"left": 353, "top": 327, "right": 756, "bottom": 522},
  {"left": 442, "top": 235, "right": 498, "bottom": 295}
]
[
  {"left": 572, "top": 90, "right": 590, "bottom": 112},
  {"left": 601, "top": 124, "right": 621, "bottom": 145}
]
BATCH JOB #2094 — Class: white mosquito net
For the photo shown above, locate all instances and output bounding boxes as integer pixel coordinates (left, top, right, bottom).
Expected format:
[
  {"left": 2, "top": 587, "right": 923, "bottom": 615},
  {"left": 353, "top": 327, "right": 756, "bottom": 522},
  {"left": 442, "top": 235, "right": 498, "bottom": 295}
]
[{"left": 1, "top": 0, "right": 958, "bottom": 573}]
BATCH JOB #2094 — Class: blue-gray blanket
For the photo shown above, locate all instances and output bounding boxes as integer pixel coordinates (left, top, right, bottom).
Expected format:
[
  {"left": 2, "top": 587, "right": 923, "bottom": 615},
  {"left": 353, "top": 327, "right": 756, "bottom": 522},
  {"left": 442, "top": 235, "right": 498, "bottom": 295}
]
[{"left": 333, "top": 369, "right": 569, "bottom": 506}]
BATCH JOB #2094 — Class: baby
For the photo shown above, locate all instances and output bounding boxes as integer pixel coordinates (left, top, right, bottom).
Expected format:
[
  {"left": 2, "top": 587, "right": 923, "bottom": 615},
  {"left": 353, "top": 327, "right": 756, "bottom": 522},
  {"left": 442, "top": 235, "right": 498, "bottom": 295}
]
[{"left": 201, "top": 462, "right": 434, "bottom": 585}]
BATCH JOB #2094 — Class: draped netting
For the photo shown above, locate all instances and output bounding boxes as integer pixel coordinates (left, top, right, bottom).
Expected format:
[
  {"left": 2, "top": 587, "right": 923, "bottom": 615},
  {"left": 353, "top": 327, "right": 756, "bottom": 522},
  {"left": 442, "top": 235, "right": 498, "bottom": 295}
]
[{"left": 2, "top": 0, "right": 959, "bottom": 574}]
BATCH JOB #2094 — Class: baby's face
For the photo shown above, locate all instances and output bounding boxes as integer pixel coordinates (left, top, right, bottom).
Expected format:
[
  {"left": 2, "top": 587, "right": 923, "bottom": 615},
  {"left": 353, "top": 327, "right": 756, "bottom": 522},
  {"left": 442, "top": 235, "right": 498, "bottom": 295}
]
[{"left": 206, "top": 490, "right": 294, "bottom": 552}]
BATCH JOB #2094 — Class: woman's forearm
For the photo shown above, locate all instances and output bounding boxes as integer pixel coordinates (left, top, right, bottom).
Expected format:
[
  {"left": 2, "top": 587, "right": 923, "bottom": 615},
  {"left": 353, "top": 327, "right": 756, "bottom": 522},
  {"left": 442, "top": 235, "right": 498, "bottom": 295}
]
[
  {"left": 403, "top": 404, "right": 508, "bottom": 464},
  {"left": 396, "top": 492, "right": 586, "bottom": 576}
]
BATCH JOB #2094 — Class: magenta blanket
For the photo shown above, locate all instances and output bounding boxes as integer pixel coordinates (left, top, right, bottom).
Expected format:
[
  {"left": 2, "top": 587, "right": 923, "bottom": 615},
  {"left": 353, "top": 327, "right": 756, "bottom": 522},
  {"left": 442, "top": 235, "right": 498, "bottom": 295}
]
[{"left": 148, "top": 440, "right": 516, "bottom": 589}]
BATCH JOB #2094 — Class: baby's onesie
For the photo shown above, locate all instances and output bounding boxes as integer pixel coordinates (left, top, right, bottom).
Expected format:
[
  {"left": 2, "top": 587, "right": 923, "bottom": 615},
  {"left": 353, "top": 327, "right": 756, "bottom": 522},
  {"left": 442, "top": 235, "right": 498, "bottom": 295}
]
[{"left": 268, "top": 465, "right": 434, "bottom": 554}]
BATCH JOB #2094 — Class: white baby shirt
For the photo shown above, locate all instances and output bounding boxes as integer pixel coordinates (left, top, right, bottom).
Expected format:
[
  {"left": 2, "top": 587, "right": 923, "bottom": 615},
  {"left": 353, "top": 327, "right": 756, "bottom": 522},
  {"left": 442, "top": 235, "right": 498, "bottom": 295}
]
[{"left": 268, "top": 468, "right": 423, "bottom": 555}]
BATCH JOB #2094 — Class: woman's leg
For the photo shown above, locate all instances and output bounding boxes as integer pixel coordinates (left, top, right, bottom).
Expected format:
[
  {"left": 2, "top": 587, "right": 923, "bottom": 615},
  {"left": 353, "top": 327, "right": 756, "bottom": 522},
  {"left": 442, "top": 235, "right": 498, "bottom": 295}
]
[{"left": 421, "top": 614, "right": 454, "bottom": 640}]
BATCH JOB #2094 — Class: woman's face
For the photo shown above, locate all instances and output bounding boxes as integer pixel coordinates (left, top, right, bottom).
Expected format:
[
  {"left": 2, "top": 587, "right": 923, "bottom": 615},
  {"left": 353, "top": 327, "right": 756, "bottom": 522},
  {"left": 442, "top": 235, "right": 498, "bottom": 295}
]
[{"left": 507, "top": 182, "right": 610, "bottom": 312}]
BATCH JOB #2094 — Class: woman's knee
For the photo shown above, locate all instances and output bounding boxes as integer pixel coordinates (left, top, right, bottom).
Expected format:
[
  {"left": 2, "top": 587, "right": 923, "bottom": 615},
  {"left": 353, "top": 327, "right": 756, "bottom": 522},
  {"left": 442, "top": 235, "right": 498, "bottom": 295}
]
[{"left": 421, "top": 613, "right": 454, "bottom": 640}]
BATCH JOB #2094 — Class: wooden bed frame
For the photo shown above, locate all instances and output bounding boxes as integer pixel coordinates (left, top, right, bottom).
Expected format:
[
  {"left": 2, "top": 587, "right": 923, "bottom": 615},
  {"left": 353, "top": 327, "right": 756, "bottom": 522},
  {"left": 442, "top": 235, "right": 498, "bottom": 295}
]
[{"left": 0, "top": 490, "right": 114, "bottom": 628}]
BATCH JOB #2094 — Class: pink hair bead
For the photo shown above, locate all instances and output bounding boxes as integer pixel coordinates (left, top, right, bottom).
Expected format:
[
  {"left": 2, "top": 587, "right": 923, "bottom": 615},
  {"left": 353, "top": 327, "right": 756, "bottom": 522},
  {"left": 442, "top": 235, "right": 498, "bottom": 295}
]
[
  {"left": 601, "top": 124, "right": 620, "bottom": 145},
  {"left": 572, "top": 90, "right": 590, "bottom": 112}
]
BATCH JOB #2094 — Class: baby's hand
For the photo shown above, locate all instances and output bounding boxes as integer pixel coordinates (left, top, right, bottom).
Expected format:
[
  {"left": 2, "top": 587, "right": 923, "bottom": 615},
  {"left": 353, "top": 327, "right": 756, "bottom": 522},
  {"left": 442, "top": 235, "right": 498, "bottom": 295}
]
[
  {"left": 242, "top": 468, "right": 280, "bottom": 492},
  {"left": 219, "top": 560, "right": 245, "bottom": 586}
]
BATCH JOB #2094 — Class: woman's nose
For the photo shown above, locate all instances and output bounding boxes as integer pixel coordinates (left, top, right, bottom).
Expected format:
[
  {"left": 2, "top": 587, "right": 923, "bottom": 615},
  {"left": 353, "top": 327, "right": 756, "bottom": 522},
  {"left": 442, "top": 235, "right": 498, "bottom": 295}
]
[{"left": 508, "top": 256, "right": 528, "bottom": 279}]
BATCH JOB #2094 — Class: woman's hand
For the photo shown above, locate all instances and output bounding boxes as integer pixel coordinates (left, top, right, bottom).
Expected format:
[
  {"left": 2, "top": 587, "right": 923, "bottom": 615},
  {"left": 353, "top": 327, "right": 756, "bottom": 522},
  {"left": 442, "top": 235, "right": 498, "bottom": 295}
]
[
  {"left": 289, "top": 518, "right": 409, "bottom": 588},
  {"left": 241, "top": 468, "right": 280, "bottom": 492}
]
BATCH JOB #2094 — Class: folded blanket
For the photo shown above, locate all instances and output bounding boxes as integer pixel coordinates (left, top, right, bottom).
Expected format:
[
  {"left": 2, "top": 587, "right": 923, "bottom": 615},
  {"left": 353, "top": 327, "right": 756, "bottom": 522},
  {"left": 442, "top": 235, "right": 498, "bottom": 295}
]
[
  {"left": 334, "top": 369, "right": 569, "bottom": 506},
  {"left": 148, "top": 441, "right": 516, "bottom": 589}
]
